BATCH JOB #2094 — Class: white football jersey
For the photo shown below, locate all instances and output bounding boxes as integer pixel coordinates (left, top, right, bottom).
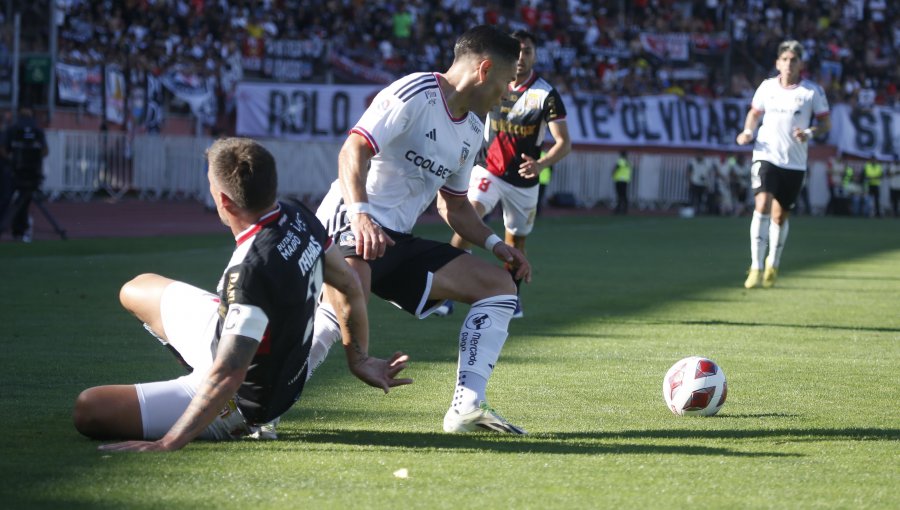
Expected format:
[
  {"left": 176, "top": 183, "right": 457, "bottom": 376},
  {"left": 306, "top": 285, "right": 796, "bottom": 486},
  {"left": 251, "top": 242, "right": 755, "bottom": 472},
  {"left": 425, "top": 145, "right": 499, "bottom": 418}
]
[
  {"left": 320, "top": 72, "right": 483, "bottom": 233},
  {"left": 750, "top": 77, "right": 829, "bottom": 171}
]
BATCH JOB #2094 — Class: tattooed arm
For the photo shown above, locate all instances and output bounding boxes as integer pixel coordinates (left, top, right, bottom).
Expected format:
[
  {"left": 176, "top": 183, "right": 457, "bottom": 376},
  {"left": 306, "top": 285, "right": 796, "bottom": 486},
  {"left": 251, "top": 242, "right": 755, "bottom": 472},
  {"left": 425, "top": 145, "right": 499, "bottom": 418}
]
[
  {"left": 98, "top": 334, "right": 257, "bottom": 452},
  {"left": 322, "top": 246, "right": 412, "bottom": 393}
]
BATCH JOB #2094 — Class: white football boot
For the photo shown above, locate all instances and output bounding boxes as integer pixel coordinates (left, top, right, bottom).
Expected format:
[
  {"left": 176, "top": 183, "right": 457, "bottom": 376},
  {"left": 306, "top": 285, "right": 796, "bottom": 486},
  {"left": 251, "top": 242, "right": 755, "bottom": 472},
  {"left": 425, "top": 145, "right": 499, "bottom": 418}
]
[{"left": 443, "top": 401, "right": 526, "bottom": 434}]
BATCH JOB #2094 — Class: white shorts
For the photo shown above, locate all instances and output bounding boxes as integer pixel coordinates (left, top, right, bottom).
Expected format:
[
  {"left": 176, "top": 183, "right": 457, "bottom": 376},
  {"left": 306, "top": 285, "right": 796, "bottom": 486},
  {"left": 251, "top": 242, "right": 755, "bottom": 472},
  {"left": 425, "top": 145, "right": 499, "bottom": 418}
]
[
  {"left": 468, "top": 165, "right": 539, "bottom": 236},
  {"left": 134, "top": 281, "right": 250, "bottom": 440}
]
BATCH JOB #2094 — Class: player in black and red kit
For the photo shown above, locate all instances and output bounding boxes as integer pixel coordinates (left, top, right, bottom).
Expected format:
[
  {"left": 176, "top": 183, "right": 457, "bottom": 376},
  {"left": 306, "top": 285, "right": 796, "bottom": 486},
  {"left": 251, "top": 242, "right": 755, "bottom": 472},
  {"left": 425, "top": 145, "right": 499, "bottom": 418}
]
[
  {"left": 440, "top": 30, "right": 571, "bottom": 318},
  {"left": 73, "top": 138, "right": 411, "bottom": 451}
]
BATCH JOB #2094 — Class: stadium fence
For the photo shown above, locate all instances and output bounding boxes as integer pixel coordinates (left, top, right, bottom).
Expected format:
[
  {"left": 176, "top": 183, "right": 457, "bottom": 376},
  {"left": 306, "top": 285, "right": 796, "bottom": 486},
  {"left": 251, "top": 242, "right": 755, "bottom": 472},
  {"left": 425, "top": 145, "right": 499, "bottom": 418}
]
[{"left": 41, "top": 131, "right": 872, "bottom": 215}]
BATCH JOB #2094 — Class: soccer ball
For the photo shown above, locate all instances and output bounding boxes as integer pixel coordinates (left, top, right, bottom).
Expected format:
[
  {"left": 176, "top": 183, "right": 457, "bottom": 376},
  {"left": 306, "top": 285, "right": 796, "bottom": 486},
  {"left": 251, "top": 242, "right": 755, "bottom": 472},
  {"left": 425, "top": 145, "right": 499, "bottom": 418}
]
[{"left": 663, "top": 356, "right": 727, "bottom": 416}]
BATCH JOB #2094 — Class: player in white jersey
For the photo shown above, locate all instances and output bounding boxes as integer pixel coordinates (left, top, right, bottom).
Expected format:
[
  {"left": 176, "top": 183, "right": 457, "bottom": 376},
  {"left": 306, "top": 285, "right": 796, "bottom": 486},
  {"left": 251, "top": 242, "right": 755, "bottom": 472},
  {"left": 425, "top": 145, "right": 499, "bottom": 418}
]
[
  {"left": 314, "top": 25, "right": 533, "bottom": 434},
  {"left": 73, "top": 138, "right": 410, "bottom": 451},
  {"left": 736, "top": 40, "right": 830, "bottom": 289}
]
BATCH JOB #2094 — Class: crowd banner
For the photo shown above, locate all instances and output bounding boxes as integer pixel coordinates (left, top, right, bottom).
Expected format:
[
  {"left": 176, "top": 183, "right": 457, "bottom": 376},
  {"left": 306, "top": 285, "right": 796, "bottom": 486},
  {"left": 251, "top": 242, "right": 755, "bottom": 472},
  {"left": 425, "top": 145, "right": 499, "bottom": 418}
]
[
  {"left": 236, "top": 82, "right": 380, "bottom": 141},
  {"left": 237, "top": 83, "right": 900, "bottom": 160},
  {"left": 236, "top": 83, "right": 754, "bottom": 148},
  {"left": 563, "top": 94, "right": 752, "bottom": 149},
  {"left": 639, "top": 33, "right": 690, "bottom": 61},
  {"left": 829, "top": 104, "right": 899, "bottom": 161},
  {"left": 105, "top": 66, "right": 126, "bottom": 125},
  {"left": 56, "top": 63, "right": 88, "bottom": 103}
]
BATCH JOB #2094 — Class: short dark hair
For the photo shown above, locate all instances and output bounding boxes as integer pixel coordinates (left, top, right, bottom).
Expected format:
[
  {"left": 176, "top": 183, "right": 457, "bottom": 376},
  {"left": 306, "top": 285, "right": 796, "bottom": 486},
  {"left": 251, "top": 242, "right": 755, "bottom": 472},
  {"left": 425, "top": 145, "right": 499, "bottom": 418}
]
[
  {"left": 453, "top": 25, "right": 520, "bottom": 64},
  {"left": 777, "top": 40, "right": 804, "bottom": 60},
  {"left": 511, "top": 29, "right": 538, "bottom": 46},
  {"left": 206, "top": 137, "right": 278, "bottom": 213}
]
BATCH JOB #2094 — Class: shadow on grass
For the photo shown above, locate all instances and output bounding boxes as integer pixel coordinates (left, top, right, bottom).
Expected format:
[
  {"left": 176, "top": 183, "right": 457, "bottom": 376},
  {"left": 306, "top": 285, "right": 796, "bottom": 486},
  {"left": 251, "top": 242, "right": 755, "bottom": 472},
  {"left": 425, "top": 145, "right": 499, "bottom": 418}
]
[
  {"left": 279, "top": 425, "right": 898, "bottom": 457},
  {"left": 671, "top": 319, "right": 900, "bottom": 334},
  {"left": 278, "top": 430, "right": 802, "bottom": 457}
]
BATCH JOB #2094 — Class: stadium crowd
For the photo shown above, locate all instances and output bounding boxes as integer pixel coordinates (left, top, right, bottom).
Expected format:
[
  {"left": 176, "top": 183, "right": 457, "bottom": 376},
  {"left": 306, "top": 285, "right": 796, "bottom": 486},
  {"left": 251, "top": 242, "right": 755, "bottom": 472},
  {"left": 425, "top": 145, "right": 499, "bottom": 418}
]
[
  {"left": 5, "top": 0, "right": 897, "bottom": 135},
  {"left": 26, "top": 0, "right": 894, "bottom": 123}
]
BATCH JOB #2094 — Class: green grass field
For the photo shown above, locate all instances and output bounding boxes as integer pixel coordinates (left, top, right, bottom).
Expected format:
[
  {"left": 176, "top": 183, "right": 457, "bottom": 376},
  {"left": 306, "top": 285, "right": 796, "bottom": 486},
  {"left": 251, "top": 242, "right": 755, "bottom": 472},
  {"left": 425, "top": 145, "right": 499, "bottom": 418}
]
[{"left": 1, "top": 214, "right": 898, "bottom": 509}]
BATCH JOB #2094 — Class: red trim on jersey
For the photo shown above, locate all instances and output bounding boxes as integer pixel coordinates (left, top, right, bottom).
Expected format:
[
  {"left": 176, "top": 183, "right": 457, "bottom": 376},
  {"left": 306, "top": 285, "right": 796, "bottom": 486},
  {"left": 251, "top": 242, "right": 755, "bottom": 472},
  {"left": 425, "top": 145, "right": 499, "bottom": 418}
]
[
  {"left": 434, "top": 73, "right": 468, "bottom": 123},
  {"left": 511, "top": 71, "right": 538, "bottom": 93},
  {"left": 257, "top": 327, "right": 271, "bottom": 355},
  {"left": 750, "top": 106, "right": 764, "bottom": 114},
  {"left": 814, "top": 111, "right": 830, "bottom": 118},
  {"left": 235, "top": 205, "right": 282, "bottom": 246},
  {"left": 350, "top": 127, "right": 379, "bottom": 154}
]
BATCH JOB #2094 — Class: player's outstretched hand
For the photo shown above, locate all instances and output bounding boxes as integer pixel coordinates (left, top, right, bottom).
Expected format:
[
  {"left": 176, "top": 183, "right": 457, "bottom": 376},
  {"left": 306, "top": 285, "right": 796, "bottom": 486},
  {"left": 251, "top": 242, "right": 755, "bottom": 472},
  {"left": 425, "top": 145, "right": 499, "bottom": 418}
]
[
  {"left": 350, "top": 351, "right": 413, "bottom": 393},
  {"left": 492, "top": 243, "right": 532, "bottom": 283},
  {"left": 98, "top": 440, "right": 174, "bottom": 452},
  {"left": 351, "top": 214, "right": 395, "bottom": 260}
]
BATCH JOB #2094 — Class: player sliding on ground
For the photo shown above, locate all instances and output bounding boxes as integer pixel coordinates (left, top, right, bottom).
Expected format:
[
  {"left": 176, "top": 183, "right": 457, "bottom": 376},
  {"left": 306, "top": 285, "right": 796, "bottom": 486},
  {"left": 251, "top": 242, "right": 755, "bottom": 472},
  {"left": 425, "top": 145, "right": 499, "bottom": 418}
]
[
  {"left": 72, "top": 138, "right": 411, "bottom": 451},
  {"left": 311, "top": 25, "right": 532, "bottom": 434}
]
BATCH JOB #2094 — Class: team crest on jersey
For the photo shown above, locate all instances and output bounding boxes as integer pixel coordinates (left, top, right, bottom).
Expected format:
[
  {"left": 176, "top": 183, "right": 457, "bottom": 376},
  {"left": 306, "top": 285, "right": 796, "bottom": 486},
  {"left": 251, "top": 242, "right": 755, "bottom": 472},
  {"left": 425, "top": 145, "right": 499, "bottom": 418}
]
[
  {"left": 339, "top": 230, "right": 357, "bottom": 247},
  {"left": 459, "top": 144, "right": 470, "bottom": 167},
  {"left": 425, "top": 89, "right": 437, "bottom": 105},
  {"left": 525, "top": 91, "right": 540, "bottom": 110}
]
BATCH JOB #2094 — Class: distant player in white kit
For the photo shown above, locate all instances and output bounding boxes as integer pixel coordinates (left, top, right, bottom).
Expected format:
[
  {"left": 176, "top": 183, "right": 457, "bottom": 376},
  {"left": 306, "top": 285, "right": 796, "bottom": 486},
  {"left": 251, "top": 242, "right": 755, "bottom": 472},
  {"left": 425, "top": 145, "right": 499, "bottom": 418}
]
[
  {"left": 313, "top": 26, "right": 532, "bottom": 433},
  {"left": 736, "top": 40, "right": 830, "bottom": 288}
]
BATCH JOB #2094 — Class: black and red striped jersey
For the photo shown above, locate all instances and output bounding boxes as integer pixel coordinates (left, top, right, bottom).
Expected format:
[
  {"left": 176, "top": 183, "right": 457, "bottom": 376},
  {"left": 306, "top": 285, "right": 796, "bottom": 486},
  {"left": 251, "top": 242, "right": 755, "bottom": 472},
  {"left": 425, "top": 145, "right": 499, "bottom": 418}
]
[
  {"left": 479, "top": 72, "right": 567, "bottom": 188},
  {"left": 215, "top": 200, "right": 329, "bottom": 424}
]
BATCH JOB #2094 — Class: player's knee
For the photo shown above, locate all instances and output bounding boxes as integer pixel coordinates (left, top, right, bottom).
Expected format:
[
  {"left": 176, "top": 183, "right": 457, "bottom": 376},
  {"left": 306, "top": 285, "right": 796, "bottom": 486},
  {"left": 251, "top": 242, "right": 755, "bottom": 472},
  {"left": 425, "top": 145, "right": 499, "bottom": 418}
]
[
  {"left": 73, "top": 388, "right": 106, "bottom": 438},
  {"left": 480, "top": 265, "right": 517, "bottom": 296},
  {"left": 119, "top": 273, "right": 161, "bottom": 312}
]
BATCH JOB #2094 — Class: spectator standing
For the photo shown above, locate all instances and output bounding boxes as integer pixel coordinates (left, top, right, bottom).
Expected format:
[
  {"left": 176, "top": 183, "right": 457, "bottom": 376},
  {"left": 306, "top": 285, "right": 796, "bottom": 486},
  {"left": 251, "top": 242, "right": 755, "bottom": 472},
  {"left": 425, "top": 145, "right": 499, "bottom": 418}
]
[
  {"left": 687, "top": 155, "right": 712, "bottom": 215},
  {"left": 844, "top": 164, "right": 866, "bottom": 216},
  {"left": 826, "top": 153, "right": 850, "bottom": 216},
  {"left": 864, "top": 158, "right": 884, "bottom": 217},
  {"left": 889, "top": 155, "right": 900, "bottom": 218},
  {"left": 729, "top": 154, "right": 751, "bottom": 217},
  {"left": 736, "top": 40, "right": 830, "bottom": 289},
  {"left": 0, "top": 110, "right": 13, "bottom": 228},
  {"left": 612, "top": 150, "right": 632, "bottom": 215},
  {"left": 0, "top": 107, "right": 48, "bottom": 242}
]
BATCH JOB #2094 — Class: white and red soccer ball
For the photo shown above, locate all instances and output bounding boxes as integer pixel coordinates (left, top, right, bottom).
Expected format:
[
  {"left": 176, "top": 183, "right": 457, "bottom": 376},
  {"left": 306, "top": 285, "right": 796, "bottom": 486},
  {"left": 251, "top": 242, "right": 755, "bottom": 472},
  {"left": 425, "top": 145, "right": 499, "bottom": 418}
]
[{"left": 663, "top": 356, "right": 727, "bottom": 416}]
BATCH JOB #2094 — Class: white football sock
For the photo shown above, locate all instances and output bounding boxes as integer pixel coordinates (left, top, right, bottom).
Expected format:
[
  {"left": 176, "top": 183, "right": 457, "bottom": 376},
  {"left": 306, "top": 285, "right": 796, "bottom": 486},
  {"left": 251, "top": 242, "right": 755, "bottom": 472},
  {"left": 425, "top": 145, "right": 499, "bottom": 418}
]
[
  {"left": 452, "top": 294, "right": 517, "bottom": 411},
  {"left": 306, "top": 302, "right": 341, "bottom": 382},
  {"left": 451, "top": 371, "right": 487, "bottom": 412},
  {"left": 750, "top": 211, "right": 770, "bottom": 270},
  {"left": 767, "top": 219, "right": 789, "bottom": 268}
]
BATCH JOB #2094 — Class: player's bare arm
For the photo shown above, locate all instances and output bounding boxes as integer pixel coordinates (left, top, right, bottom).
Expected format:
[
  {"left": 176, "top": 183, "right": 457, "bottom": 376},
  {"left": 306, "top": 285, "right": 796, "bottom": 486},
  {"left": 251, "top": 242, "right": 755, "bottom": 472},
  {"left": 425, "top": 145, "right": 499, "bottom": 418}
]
[
  {"left": 99, "top": 333, "right": 258, "bottom": 452},
  {"left": 437, "top": 190, "right": 532, "bottom": 283},
  {"left": 793, "top": 114, "right": 831, "bottom": 143},
  {"left": 338, "top": 133, "right": 395, "bottom": 260},
  {"left": 519, "top": 120, "right": 572, "bottom": 178},
  {"left": 736, "top": 110, "right": 763, "bottom": 145},
  {"left": 323, "top": 247, "right": 412, "bottom": 392}
]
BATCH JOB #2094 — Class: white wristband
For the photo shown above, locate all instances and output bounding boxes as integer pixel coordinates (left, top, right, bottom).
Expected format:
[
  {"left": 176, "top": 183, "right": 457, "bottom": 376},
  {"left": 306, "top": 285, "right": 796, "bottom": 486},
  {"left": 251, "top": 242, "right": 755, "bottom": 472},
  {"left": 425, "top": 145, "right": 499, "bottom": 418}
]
[
  {"left": 346, "top": 202, "right": 372, "bottom": 217},
  {"left": 484, "top": 234, "right": 502, "bottom": 252},
  {"left": 802, "top": 128, "right": 814, "bottom": 137},
  {"left": 741, "top": 129, "right": 753, "bottom": 137}
]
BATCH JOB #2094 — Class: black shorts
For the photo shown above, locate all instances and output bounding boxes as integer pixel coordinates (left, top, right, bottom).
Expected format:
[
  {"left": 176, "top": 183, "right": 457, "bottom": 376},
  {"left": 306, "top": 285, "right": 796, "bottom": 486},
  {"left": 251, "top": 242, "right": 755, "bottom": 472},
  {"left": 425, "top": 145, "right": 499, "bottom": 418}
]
[
  {"left": 751, "top": 161, "right": 806, "bottom": 209},
  {"left": 333, "top": 225, "right": 465, "bottom": 316}
]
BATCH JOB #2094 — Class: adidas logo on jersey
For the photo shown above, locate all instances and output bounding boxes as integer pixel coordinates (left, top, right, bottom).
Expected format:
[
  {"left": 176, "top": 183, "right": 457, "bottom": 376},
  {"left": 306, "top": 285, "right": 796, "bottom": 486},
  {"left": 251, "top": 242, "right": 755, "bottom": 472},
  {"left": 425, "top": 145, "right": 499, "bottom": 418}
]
[{"left": 425, "top": 128, "right": 437, "bottom": 141}]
